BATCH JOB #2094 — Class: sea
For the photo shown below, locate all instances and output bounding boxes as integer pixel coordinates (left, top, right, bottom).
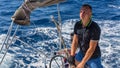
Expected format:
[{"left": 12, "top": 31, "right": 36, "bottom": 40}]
[{"left": 0, "top": 0, "right": 120, "bottom": 68}]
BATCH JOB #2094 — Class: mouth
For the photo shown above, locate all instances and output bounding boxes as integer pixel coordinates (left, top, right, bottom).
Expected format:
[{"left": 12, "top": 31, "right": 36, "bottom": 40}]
[{"left": 81, "top": 15, "right": 85, "bottom": 20}]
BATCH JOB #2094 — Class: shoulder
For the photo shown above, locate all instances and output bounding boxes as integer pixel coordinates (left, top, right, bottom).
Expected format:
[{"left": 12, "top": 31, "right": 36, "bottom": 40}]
[
  {"left": 74, "top": 21, "right": 82, "bottom": 34},
  {"left": 74, "top": 21, "right": 82, "bottom": 28},
  {"left": 90, "top": 21, "right": 101, "bottom": 30},
  {"left": 90, "top": 21, "right": 101, "bottom": 40}
]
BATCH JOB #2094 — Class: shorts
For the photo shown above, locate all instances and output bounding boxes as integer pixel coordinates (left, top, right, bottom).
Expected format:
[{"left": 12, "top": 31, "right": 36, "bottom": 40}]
[{"left": 75, "top": 51, "right": 103, "bottom": 68}]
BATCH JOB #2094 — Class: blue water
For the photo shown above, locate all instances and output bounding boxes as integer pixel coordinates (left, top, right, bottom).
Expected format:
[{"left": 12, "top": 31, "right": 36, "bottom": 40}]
[{"left": 0, "top": 0, "right": 120, "bottom": 68}]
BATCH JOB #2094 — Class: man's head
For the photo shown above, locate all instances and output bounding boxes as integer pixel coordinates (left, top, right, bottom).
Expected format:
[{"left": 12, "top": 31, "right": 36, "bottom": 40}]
[{"left": 80, "top": 4, "right": 92, "bottom": 25}]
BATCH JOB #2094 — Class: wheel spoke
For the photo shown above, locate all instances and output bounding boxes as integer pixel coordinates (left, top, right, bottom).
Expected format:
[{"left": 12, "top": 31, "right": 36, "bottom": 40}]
[{"left": 49, "top": 55, "right": 69, "bottom": 68}]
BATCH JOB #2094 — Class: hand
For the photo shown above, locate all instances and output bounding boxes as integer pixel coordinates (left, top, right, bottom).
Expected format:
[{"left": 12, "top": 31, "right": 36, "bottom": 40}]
[
  {"left": 67, "top": 55, "right": 75, "bottom": 65},
  {"left": 76, "top": 62, "right": 85, "bottom": 68}
]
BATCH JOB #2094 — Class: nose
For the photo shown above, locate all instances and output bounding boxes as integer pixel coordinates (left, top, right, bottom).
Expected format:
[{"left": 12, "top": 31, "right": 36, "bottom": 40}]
[
  {"left": 80, "top": 11, "right": 85, "bottom": 18},
  {"left": 80, "top": 11, "right": 83, "bottom": 15}
]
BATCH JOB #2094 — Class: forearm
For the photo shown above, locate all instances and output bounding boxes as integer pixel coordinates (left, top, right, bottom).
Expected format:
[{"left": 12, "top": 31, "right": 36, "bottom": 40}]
[
  {"left": 81, "top": 47, "right": 95, "bottom": 65},
  {"left": 70, "top": 34, "right": 78, "bottom": 56},
  {"left": 80, "top": 40, "right": 97, "bottom": 65},
  {"left": 71, "top": 43, "right": 77, "bottom": 56}
]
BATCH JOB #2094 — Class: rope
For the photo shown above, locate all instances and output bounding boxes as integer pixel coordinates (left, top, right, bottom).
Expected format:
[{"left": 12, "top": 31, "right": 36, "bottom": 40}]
[
  {"left": 0, "top": 22, "right": 14, "bottom": 53},
  {"left": 0, "top": 25, "right": 19, "bottom": 65},
  {"left": 14, "top": 36, "right": 48, "bottom": 58}
]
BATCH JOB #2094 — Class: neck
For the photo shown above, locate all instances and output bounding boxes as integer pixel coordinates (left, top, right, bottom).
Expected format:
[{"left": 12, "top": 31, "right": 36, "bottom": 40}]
[{"left": 82, "top": 19, "right": 91, "bottom": 27}]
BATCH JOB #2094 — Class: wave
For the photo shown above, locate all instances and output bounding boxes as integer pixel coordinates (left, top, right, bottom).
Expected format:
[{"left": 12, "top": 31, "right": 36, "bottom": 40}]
[
  {"left": 96, "top": 20, "right": 120, "bottom": 68},
  {"left": 108, "top": 5, "right": 120, "bottom": 9},
  {"left": 0, "top": 34, "right": 15, "bottom": 68},
  {"left": 0, "top": 19, "right": 120, "bottom": 68}
]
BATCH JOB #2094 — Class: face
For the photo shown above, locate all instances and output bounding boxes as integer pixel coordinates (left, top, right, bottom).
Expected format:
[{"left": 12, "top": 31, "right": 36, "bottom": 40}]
[{"left": 80, "top": 7, "right": 92, "bottom": 23}]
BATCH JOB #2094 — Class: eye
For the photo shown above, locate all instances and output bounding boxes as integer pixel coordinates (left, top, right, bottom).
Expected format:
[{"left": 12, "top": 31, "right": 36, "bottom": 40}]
[
  {"left": 80, "top": 10, "right": 83, "bottom": 13},
  {"left": 80, "top": 10, "right": 85, "bottom": 14}
]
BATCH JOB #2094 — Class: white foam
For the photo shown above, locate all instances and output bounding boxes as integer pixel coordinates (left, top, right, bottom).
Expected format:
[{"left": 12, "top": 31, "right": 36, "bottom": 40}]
[
  {"left": 0, "top": 19, "right": 119, "bottom": 68},
  {"left": 108, "top": 4, "right": 120, "bottom": 9},
  {"left": 97, "top": 20, "right": 120, "bottom": 68},
  {"left": 0, "top": 53, "right": 14, "bottom": 68},
  {"left": 0, "top": 34, "right": 16, "bottom": 68}
]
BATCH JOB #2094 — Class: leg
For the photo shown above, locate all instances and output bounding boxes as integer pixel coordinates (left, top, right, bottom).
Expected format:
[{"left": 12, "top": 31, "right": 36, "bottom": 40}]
[
  {"left": 87, "top": 57, "right": 103, "bottom": 68},
  {"left": 74, "top": 51, "right": 83, "bottom": 66}
]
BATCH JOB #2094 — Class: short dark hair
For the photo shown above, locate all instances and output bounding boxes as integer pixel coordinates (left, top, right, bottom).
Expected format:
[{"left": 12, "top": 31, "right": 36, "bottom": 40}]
[{"left": 81, "top": 4, "right": 92, "bottom": 11}]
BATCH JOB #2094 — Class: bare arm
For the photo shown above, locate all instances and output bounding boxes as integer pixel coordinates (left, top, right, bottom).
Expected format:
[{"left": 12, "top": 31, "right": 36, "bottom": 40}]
[
  {"left": 80, "top": 40, "right": 98, "bottom": 65},
  {"left": 71, "top": 34, "right": 78, "bottom": 56}
]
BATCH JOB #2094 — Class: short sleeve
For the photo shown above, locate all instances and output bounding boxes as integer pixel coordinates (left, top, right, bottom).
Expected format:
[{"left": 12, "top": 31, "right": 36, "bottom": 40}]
[
  {"left": 91, "top": 25, "right": 101, "bottom": 41},
  {"left": 74, "top": 23, "right": 77, "bottom": 34}
]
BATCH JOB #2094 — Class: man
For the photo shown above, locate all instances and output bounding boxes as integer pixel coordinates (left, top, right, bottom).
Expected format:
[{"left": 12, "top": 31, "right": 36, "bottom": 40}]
[{"left": 68, "top": 4, "right": 103, "bottom": 68}]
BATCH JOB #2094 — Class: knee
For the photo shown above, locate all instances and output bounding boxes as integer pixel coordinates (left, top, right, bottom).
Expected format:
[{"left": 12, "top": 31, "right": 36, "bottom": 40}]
[
  {"left": 89, "top": 62, "right": 97, "bottom": 68},
  {"left": 88, "top": 62, "right": 103, "bottom": 68}
]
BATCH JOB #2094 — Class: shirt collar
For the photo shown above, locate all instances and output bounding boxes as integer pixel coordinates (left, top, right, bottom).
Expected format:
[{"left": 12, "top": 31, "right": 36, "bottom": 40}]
[{"left": 80, "top": 19, "right": 92, "bottom": 28}]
